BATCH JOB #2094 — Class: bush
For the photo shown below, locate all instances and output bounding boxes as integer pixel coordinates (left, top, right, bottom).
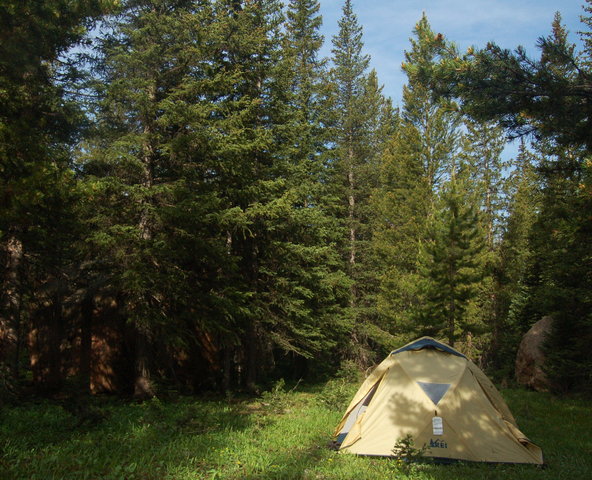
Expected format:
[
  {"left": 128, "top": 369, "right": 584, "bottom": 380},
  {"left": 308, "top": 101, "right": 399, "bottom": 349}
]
[
  {"left": 316, "top": 378, "right": 357, "bottom": 411},
  {"left": 390, "top": 433, "right": 429, "bottom": 474},
  {"left": 260, "top": 378, "right": 295, "bottom": 414}
]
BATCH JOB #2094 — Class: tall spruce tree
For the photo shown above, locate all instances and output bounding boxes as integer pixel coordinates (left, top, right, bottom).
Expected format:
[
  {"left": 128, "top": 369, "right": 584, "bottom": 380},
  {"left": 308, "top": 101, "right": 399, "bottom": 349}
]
[
  {"left": 431, "top": 8, "right": 592, "bottom": 391},
  {"left": 273, "top": 0, "right": 351, "bottom": 376},
  {"left": 212, "top": 0, "right": 288, "bottom": 390},
  {"left": 495, "top": 141, "right": 542, "bottom": 377},
  {"left": 529, "top": 142, "right": 591, "bottom": 392},
  {"left": 282, "top": 0, "right": 325, "bottom": 191},
  {"left": 416, "top": 175, "right": 485, "bottom": 347},
  {"left": 372, "top": 15, "right": 460, "bottom": 342},
  {"left": 461, "top": 119, "right": 507, "bottom": 249},
  {"left": 401, "top": 15, "right": 461, "bottom": 193},
  {"left": 354, "top": 70, "right": 398, "bottom": 341},
  {"left": 284, "top": 0, "right": 325, "bottom": 135},
  {"left": 81, "top": 0, "right": 248, "bottom": 396},
  {"left": 196, "top": 0, "right": 351, "bottom": 389},
  {"left": 330, "top": 0, "right": 370, "bottom": 282},
  {"left": 329, "top": 0, "right": 392, "bottom": 363},
  {"left": 0, "top": 0, "right": 114, "bottom": 389},
  {"left": 459, "top": 119, "right": 508, "bottom": 359}
]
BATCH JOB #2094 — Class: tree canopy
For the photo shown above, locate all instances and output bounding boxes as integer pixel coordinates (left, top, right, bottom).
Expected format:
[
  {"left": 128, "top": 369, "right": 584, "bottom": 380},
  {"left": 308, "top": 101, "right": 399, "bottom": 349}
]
[{"left": 2, "top": 0, "right": 592, "bottom": 398}]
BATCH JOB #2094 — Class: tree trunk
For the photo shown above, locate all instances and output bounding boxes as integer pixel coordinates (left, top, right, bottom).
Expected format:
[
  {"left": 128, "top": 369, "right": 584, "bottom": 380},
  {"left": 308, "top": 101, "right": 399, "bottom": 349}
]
[
  {"left": 222, "top": 346, "right": 232, "bottom": 393},
  {"left": 448, "top": 278, "right": 456, "bottom": 347},
  {"left": 244, "top": 235, "right": 260, "bottom": 393},
  {"left": 348, "top": 146, "right": 357, "bottom": 308},
  {"left": 245, "top": 323, "right": 259, "bottom": 393},
  {"left": 79, "top": 294, "right": 93, "bottom": 394},
  {"left": 133, "top": 323, "right": 154, "bottom": 399},
  {"left": 484, "top": 156, "right": 494, "bottom": 251},
  {"left": 0, "top": 234, "right": 23, "bottom": 377},
  {"left": 29, "top": 293, "right": 65, "bottom": 394},
  {"left": 132, "top": 82, "right": 157, "bottom": 400}
]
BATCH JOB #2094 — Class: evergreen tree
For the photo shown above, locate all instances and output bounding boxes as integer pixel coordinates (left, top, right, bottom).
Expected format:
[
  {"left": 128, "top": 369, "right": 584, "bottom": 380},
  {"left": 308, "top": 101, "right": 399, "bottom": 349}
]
[
  {"left": 461, "top": 119, "right": 507, "bottom": 249},
  {"left": 430, "top": 11, "right": 588, "bottom": 149},
  {"left": 270, "top": 0, "right": 352, "bottom": 376},
  {"left": 373, "top": 127, "right": 430, "bottom": 345},
  {"left": 0, "top": 0, "right": 114, "bottom": 386},
  {"left": 401, "top": 14, "right": 461, "bottom": 193},
  {"left": 530, "top": 142, "right": 592, "bottom": 393},
  {"left": 372, "top": 15, "right": 460, "bottom": 342},
  {"left": 416, "top": 176, "right": 485, "bottom": 347},
  {"left": 282, "top": 0, "right": 326, "bottom": 192},
  {"left": 329, "top": 0, "right": 392, "bottom": 363},
  {"left": 81, "top": 0, "right": 245, "bottom": 396},
  {"left": 225, "top": 0, "right": 350, "bottom": 387},
  {"left": 354, "top": 70, "right": 398, "bottom": 337},
  {"left": 432, "top": 9, "right": 592, "bottom": 391},
  {"left": 495, "top": 141, "right": 542, "bottom": 377},
  {"left": 330, "top": 0, "right": 370, "bottom": 280},
  {"left": 284, "top": 0, "right": 325, "bottom": 126},
  {"left": 459, "top": 119, "right": 507, "bottom": 360}
]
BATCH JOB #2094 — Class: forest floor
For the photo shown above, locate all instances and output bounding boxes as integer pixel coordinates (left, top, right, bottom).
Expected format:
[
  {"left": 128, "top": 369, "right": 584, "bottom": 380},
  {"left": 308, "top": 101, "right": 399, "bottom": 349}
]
[{"left": 1, "top": 380, "right": 591, "bottom": 480}]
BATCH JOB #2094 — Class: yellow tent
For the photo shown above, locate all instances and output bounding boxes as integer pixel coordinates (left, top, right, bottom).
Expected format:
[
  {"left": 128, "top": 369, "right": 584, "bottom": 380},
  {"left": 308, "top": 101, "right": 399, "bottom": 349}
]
[{"left": 334, "top": 337, "right": 543, "bottom": 464}]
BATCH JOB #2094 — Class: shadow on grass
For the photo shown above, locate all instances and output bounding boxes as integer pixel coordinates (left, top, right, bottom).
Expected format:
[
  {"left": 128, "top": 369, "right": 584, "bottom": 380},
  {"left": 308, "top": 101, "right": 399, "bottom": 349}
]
[
  {"left": 0, "top": 396, "right": 256, "bottom": 480},
  {"left": 2, "top": 388, "right": 592, "bottom": 480}
]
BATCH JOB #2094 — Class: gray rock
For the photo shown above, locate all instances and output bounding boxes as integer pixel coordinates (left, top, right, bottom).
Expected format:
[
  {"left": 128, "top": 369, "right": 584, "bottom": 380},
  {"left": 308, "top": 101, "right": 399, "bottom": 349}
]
[{"left": 515, "top": 316, "right": 553, "bottom": 391}]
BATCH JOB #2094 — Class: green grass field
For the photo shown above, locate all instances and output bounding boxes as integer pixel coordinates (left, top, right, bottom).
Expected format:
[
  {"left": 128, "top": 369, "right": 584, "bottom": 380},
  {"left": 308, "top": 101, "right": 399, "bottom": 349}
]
[{"left": 1, "top": 381, "right": 591, "bottom": 480}]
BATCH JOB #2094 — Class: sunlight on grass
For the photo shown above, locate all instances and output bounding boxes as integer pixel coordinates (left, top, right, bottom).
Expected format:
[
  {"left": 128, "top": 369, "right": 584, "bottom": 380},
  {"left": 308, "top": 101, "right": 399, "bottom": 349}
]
[{"left": 1, "top": 384, "right": 591, "bottom": 479}]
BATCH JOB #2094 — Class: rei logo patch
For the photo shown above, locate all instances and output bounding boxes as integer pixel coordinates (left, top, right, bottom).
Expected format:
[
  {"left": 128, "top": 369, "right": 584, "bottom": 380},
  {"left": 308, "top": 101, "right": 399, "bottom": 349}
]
[{"left": 429, "top": 439, "right": 448, "bottom": 449}]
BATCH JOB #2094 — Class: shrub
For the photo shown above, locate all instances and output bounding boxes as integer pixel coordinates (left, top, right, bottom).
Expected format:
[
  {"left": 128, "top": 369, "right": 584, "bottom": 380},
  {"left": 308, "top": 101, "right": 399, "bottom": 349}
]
[
  {"left": 260, "top": 378, "right": 294, "bottom": 414},
  {"left": 390, "top": 434, "right": 429, "bottom": 474}
]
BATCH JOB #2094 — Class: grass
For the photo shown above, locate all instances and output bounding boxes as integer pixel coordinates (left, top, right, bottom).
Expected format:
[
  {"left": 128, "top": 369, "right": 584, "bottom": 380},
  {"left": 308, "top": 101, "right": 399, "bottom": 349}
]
[{"left": 1, "top": 381, "right": 591, "bottom": 480}]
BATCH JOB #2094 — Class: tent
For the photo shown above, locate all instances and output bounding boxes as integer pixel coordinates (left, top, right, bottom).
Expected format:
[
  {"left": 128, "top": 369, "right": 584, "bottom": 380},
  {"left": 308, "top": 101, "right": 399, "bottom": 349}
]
[{"left": 334, "top": 337, "right": 543, "bottom": 464}]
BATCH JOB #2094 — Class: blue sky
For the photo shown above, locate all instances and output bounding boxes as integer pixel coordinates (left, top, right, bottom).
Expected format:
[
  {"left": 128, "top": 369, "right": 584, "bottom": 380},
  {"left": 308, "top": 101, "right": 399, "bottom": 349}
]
[{"left": 318, "top": 1, "right": 586, "bottom": 106}]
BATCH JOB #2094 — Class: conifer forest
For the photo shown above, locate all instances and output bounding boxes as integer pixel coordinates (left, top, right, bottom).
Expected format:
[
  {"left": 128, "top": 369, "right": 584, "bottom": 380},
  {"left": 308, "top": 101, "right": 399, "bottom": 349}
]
[{"left": 1, "top": 0, "right": 591, "bottom": 400}]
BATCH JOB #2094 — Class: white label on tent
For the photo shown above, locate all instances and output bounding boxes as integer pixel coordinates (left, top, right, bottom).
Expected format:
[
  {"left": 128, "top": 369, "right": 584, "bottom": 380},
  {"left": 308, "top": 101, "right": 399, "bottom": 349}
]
[{"left": 432, "top": 416, "right": 444, "bottom": 436}]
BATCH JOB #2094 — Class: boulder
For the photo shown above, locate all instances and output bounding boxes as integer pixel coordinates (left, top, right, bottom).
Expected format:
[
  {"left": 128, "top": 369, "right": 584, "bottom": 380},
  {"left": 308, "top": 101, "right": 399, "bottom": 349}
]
[{"left": 515, "top": 316, "right": 554, "bottom": 391}]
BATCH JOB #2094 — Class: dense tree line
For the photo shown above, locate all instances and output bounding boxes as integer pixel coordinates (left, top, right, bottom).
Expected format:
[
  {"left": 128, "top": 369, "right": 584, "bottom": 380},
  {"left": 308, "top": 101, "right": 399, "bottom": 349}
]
[{"left": 1, "top": 0, "right": 591, "bottom": 399}]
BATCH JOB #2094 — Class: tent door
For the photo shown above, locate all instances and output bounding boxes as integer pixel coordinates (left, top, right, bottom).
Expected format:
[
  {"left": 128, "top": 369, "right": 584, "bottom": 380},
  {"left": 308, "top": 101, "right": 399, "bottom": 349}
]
[{"left": 335, "top": 383, "right": 378, "bottom": 446}]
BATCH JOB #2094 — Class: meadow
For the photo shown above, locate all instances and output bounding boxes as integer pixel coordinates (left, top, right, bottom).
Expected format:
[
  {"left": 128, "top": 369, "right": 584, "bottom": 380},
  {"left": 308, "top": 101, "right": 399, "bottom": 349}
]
[{"left": 1, "top": 380, "right": 591, "bottom": 480}]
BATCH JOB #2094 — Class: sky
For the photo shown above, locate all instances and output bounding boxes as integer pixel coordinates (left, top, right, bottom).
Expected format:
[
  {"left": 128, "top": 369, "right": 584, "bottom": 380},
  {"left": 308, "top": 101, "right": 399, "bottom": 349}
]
[{"left": 318, "top": 0, "right": 586, "bottom": 107}]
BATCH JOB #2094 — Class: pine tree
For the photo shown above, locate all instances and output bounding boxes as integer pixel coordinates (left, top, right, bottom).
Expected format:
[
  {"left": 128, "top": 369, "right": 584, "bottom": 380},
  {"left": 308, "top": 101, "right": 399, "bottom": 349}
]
[
  {"left": 266, "top": 0, "right": 352, "bottom": 376},
  {"left": 0, "top": 0, "right": 114, "bottom": 386},
  {"left": 459, "top": 118, "right": 507, "bottom": 360},
  {"left": 436, "top": 9, "right": 592, "bottom": 391},
  {"left": 461, "top": 119, "right": 507, "bottom": 249},
  {"left": 495, "top": 141, "right": 542, "bottom": 377},
  {"left": 162, "top": 0, "right": 350, "bottom": 389},
  {"left": 329, "top": 0, "right": 392, "bottom": 363},
  {"left": 401, "top": 14, "right": 461, "bottom": 193},
  {"left": 284, "top": 0, "right": 325, "bottom": 124},
  {"left": 80, "top": 0, "right": 243, "bottom": 396},
  {"left": 282, "top": 0, "right": 337, "bottom": 215},
  {"left": 372, "top": 14, "right": 460, "bottom": 342},
  {"left": 330, "top": 0, "right": 370, "bottom": 279},
  {"left": 430, "top": 10, "right": 588, "bottom": 150},
  {"left": 416, "top": 176, "right": 485, "bottom": 347},
  {"left": 529, "top": 142, "right": 592, "bottom": 393},
  {"left": 354, "top": 70, "right": 398, "bottom": 334}
]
